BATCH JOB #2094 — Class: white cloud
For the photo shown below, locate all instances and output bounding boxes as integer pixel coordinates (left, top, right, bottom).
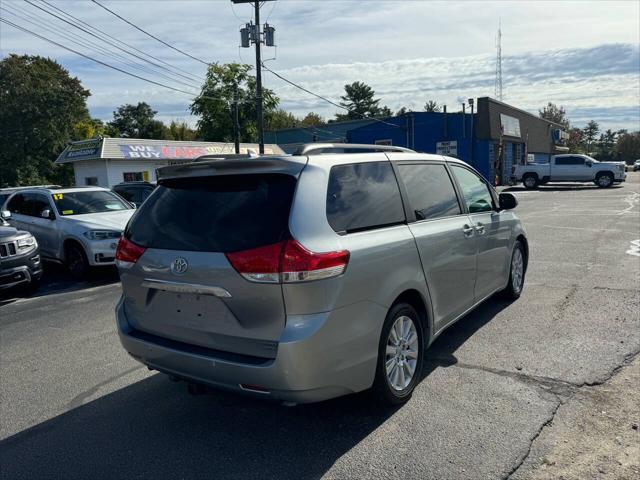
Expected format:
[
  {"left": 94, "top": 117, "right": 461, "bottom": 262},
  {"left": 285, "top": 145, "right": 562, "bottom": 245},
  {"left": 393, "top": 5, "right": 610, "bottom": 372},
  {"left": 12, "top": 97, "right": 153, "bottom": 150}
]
[{"left": 1, "top": 0, "right": 638, "bottom": 130}]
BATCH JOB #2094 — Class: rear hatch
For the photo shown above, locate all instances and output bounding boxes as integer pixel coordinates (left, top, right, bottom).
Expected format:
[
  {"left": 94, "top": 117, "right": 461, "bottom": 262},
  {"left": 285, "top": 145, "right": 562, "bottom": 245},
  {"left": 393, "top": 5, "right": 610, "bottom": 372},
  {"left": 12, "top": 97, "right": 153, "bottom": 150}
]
[{"left": 119, "top": 163, "right": 302, "bottom": 360}]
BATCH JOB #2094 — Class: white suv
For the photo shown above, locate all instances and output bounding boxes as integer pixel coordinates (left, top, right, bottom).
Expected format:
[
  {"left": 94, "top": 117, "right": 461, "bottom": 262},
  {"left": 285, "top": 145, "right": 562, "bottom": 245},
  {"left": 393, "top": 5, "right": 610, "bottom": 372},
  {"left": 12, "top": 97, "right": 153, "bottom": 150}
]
[{"left": 3, "top": 187, "right": 135, "bottom": 278}]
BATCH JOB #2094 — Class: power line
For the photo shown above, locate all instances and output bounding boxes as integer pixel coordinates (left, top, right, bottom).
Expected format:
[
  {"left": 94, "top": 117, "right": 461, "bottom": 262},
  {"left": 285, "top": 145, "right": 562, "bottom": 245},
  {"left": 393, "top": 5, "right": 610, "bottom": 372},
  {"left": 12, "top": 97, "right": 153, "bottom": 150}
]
[
  {"left": 0, "top": 17, "right": 236, "bottom": 105},
  {"left": 262, "top": 64, "right": 401, "bottom": 128},
  {"left": 23, "top": 0, "right": 202, "bottom": 89},
  {"left": 1, "top": 3, "right": 198, "bottom": 90},
  {"left": 40, "top": 0, "right": 204, "bottom": 84},
  {"left": 91, "top": 0, "right": 210, "bottom": 66}
]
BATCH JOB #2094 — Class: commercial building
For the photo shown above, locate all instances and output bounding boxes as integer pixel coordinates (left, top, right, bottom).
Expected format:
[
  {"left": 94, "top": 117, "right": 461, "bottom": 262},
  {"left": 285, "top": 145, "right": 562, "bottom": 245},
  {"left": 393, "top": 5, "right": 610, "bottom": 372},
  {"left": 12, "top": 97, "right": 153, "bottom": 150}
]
[
  {"left": 55, "top": 137, "right": 284, "bottom": 188},
  {"left": 264, "top": 97, "right": 568, "bottom": 184},
  {"left": 264, "top": 118, "right": 375, "bottom": 153}
]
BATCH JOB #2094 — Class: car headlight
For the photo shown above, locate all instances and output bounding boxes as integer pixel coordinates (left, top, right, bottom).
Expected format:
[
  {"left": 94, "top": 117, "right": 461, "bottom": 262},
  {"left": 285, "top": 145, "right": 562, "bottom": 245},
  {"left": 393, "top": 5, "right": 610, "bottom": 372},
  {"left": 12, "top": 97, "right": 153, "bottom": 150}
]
[
  {"left": 84, "top": 230, "right": 122, "bottom": 240},
  {"left": 17, "top": 235, "right": 37, "bottom": 250}
]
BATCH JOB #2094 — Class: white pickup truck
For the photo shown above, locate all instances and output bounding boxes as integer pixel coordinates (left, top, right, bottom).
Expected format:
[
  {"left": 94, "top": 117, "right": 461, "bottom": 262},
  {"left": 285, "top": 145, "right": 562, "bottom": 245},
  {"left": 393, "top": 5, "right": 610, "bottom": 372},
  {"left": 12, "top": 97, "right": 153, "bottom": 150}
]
[{"left": 513, "top": 154, "right": 627, "bottom": 189}]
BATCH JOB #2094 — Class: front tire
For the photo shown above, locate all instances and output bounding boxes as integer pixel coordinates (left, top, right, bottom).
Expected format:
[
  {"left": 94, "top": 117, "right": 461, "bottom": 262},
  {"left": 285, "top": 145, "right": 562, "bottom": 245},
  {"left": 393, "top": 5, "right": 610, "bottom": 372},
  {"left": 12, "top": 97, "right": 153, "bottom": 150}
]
[
  {"left": 65, "top": 243, "right": 89, "bottom": 280},
  {"left": 595, "top": 172, "right": 614, "bottom": 188},
  {"left": 502, "top": 240, "right": 526, "bottom": 299},
  {"left": 373, "top": 303, "right": 424, "bottom": 405}
]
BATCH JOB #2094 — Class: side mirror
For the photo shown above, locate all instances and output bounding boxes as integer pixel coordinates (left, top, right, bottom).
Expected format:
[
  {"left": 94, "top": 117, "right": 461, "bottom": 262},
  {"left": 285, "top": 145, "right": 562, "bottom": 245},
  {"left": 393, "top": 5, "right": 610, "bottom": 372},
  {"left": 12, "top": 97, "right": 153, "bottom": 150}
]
[
  {"left": 0, "top": 210, "right": 11, "bottom": 220},
  {"left": 41, "top": 209, "right": 55, "bottom": 220},
  {"left": 498, "top": 192, "right": 518, "bottom": 210}
]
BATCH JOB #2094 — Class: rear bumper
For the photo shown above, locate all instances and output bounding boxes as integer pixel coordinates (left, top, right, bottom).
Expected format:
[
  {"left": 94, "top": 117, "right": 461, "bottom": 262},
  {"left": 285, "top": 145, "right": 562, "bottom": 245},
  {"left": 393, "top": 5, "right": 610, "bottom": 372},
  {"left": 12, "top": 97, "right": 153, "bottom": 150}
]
[{"left": 115, "top": 297, "right": 385, "bottom": 403}]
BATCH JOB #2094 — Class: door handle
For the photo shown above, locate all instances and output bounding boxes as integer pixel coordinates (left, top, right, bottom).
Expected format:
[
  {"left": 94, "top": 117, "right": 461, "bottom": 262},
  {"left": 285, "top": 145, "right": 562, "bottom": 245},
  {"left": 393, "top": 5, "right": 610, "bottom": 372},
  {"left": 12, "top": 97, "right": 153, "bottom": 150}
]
[
  {"left": 462, "top": 225, "right": 475, "bottom": 238},
  {"left": 474, "top": 223, "right": 486, "bottom": 235}
]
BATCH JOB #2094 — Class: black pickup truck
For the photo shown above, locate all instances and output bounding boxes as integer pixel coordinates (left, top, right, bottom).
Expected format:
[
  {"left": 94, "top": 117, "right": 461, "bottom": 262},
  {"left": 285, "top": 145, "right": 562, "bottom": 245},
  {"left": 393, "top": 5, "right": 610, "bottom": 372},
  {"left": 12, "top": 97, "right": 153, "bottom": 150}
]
[{"left": 0, "top": 211, "right": 42, "bottom": 291}]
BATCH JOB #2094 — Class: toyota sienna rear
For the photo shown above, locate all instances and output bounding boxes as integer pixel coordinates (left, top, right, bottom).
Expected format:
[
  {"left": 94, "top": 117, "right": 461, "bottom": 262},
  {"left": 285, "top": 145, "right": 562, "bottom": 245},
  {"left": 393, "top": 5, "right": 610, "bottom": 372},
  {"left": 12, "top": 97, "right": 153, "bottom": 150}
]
[{"left": 116, "top": 145, "right": 527, "bottom": 405}]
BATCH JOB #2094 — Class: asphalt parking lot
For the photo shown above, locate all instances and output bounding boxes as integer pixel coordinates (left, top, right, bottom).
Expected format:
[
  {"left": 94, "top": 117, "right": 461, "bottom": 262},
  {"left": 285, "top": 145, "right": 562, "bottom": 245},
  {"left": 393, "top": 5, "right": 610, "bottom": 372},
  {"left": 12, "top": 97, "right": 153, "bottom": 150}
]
[{"left": 1, "top": 174, "right": 639, "bottom": 480}]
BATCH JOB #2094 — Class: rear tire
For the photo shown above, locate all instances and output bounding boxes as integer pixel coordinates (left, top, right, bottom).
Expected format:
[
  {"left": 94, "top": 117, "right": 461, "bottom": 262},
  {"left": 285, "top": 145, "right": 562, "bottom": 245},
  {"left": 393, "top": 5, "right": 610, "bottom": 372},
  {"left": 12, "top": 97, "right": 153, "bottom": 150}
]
[
  {"left": 372, "top": 303, "right": 424, "bottom": 405},
  {"left": 522, "top": 174, "right": 539, "bottom": 190},
  {"left": 65, "top": 243, "right": 89, "bottom": 280},
  {"left": 502, "top": 240, "right": 526, "bottom": 300},
  {"left": 595, "top": 172, "right": 613, "bottom": 188}
]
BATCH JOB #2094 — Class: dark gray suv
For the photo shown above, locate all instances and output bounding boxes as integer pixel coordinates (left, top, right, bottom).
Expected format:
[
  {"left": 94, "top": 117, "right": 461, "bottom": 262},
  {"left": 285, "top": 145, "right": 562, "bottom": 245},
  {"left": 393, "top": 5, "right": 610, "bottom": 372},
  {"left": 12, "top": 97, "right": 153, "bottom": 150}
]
[{"left": 115, "top": 144, "right": 528, "bottom": 405}]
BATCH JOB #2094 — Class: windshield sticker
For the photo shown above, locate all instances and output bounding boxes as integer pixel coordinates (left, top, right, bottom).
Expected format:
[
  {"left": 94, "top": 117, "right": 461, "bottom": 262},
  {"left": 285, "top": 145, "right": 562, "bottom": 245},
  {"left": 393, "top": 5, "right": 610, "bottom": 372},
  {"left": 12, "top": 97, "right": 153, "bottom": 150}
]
[
  {"left": 62, "top": 210, "right": 74, "bottom": 215},
  {"left": 53, "top": 193, "right": 64, "bottom": 200}
]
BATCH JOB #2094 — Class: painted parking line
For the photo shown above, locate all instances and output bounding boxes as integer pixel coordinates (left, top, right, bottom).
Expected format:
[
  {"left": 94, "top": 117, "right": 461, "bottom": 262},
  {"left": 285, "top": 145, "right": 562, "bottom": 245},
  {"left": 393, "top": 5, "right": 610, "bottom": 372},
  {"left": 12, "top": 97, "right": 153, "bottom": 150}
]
[{"left": 626, "top": 239, "right": 640, "bottom": 257}]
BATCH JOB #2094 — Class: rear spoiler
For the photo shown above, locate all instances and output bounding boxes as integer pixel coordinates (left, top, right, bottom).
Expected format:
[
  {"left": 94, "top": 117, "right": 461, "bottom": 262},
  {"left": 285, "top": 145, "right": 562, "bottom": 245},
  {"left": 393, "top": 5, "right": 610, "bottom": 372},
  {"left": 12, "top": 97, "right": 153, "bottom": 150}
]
[{"left": 156, "top": 155, "right": 307, "bottom": 182}]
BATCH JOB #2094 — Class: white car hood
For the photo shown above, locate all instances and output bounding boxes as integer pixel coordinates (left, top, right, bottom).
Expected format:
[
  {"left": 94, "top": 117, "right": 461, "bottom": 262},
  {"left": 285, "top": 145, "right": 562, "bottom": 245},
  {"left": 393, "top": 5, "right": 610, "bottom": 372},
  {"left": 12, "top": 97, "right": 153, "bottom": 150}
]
[{"left": 65, "top": 209, "right": 135, "bottom": 231}]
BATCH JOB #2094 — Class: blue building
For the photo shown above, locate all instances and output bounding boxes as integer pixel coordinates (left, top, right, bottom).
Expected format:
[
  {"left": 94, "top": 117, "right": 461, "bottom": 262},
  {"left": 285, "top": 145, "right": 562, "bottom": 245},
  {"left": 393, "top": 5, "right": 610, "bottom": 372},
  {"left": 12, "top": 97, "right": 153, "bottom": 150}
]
[
  {"left": 264, "top": 118, "right": 375, "bottom": 153},
  {"left": 265, "top": 97, "right": 568, "bottom": 185},
  {"left": 348, "top": 97, "right": 568, "bottom": 185}
]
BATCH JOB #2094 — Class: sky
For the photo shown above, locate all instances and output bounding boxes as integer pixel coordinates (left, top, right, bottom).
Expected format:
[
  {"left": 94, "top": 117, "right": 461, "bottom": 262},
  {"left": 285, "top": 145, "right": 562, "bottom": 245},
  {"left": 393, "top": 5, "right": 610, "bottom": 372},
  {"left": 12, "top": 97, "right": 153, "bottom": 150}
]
[{"left": 1, "top": 0, "right": 639, "bottom": 131}]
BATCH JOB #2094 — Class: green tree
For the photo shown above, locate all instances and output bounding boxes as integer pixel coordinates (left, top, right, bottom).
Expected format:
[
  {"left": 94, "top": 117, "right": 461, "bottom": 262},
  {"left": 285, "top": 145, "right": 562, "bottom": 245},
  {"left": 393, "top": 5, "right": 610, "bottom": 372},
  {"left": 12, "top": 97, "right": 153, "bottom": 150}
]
[
  {"left": 615, "top": 131, "right": 640, "bottom": 164},
  {"left": 301, "top": 112, "right": 324, "bottom": 126},
  {"left": 377, "top": 106, "right": 393, "bottom": 118},
  {"left": 598, "top": 128, "right": 617, "bottom": 160},
  {"left": 107, "top": 102, "right": 165, "bottom": 139},
  {"left": 582, "top": 120, "right": 600, "bottom": 154},
  {"left": 567, "top": 127, "right": 585, "bottom": 153},
  {"left": 190, "top": 62, "right": 278, "bottom": 142},
  {"left": 335, "top": 81, "right": 382, "bottom": 121},
  {"left": 73, "top": 117, "right": 107, "bottom": 140},
  {"left": 164, "top": 120, "right": 196, "bottom": 141},
  {"left": 0, "top": 54, "right": 90, "bottom": 186},
  {"left": 265, "top": 109, "right": 299, "bottom": 131},
  {"left": 539, "top": 102, "right": 570, "bottom": 129},
  {"left": 424, "top": 100, "right": 441, "bottom": 112},
  {"left": 396, "top": 106, "right": 412, "bottom": 116}
]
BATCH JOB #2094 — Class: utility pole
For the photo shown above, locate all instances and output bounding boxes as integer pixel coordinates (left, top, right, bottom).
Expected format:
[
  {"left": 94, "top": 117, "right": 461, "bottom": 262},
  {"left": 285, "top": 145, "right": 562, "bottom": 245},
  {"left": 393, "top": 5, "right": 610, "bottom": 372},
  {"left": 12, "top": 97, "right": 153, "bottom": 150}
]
[
  {"left": 235, "top": 1, "right": 276, "bottom": 155},
  {"left": 254, "top": 1, "right": 264, "bottom": 154},
  {"left": 233, "top": 87, "right": 240, "bottom": 154}
]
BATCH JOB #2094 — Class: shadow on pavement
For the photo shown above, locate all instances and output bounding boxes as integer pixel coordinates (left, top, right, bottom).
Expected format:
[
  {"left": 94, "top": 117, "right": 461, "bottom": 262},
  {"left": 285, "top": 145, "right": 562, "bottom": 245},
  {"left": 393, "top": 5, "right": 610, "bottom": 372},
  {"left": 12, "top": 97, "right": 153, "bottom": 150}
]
[
  {"left": 0, "top": 296, "right": 513, "bottom": 480},
  {"left": 503, "top": 184, "right": 623, "bottom": 192},
  {"left": 0, "top": 261, "right": 119, "bottom": 303}
]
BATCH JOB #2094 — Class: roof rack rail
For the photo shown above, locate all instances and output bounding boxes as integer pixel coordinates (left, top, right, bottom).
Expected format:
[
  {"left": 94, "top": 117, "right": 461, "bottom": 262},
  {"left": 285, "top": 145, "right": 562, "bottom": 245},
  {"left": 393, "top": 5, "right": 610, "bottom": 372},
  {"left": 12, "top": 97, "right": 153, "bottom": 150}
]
[
  {"left": 293, "top": 143, "right": 415, "bottom": 156},
  {"left": 194, "top": 152, "right": 261, "bottom": 162}
]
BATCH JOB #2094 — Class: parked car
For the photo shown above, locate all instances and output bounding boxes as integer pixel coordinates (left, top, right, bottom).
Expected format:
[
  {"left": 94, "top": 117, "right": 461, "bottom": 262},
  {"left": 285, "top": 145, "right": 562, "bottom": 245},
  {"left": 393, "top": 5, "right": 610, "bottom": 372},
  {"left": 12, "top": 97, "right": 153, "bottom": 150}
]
[
  {"left": 112, "top": 181, "right": 156, "bottom": 207},
  {"left": 115, "top": 144, "right": 528, "bottom": 405},
  {"left": 0, "top": 210, "right": 42, "bottom": 291},
  {"left": 513, "top": 154, "right": 626, "bottom": 189},
  {"left": 633, "top": 160, "right": 640, "bottom": 172},
  {"left": 0, "top": 185, "right": 60, "bottom": 208},
  {"left": 2, "top": 187, "right": 135, "bottom": 278}
]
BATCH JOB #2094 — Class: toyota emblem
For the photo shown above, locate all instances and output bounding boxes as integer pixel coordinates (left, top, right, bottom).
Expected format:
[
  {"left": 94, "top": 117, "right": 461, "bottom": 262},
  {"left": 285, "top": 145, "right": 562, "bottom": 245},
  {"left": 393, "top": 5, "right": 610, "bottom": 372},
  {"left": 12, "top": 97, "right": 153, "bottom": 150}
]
[{"left": 170, "top": 257, "right": 188, "bottom": 275}]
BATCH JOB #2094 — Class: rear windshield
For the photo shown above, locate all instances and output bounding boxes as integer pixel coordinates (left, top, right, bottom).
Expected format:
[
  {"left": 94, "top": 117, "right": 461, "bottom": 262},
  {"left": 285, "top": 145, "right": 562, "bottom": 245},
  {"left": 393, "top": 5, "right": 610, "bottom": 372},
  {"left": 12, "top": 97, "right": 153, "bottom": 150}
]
[{"left": 126, "top": 174, "right": 296, "bottom": 252}]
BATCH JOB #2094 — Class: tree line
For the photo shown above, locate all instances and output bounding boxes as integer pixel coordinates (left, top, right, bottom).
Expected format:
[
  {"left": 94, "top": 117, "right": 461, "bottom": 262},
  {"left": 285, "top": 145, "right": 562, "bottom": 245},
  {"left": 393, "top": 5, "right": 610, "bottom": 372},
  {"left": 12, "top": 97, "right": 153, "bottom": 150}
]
[
  {"left": 538, "top": 103, "right": 639, "bottom": 163},
  {"left": 1, "top": 54, "right": 638, "bottom": 187}
]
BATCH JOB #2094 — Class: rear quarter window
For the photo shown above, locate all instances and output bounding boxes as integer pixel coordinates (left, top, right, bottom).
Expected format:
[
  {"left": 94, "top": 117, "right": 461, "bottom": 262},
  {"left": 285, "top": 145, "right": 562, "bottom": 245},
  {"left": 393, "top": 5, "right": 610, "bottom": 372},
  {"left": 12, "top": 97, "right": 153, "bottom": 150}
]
[
  {"left": 126, "top": 174, "right": 296, "bottom": 252},
  {"left": 326, "top": 161, "right": 405, "bottom": 233}
]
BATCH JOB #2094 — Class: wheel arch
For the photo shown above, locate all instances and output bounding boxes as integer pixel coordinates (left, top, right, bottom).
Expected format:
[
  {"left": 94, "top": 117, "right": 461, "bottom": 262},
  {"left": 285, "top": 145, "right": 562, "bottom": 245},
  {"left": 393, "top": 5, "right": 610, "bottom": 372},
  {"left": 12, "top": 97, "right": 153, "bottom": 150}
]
[
  {"left": 390, "top": 289, "right": 432, "bottom": 346},
  {"left": 63, "top": 237, "right": 87, "bottom": 260}
]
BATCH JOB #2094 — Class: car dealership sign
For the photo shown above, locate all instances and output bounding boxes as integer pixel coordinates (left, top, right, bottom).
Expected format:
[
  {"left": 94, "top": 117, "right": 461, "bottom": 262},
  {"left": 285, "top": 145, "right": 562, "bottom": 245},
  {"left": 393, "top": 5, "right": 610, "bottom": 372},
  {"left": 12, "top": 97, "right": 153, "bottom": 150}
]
[{"left": 118, "top": 144, "right": 275, "bottom": 159}]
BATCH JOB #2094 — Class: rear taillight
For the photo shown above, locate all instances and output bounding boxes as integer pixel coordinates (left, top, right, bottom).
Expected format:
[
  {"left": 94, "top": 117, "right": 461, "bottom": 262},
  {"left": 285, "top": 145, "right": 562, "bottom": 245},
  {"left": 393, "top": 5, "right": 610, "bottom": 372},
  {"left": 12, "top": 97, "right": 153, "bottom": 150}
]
[
  {"left": 115, "top": 236, "right": 146, "bottom": 266},
  {"left": 225, "top": 240, "right": 349, "bottom": 283}
]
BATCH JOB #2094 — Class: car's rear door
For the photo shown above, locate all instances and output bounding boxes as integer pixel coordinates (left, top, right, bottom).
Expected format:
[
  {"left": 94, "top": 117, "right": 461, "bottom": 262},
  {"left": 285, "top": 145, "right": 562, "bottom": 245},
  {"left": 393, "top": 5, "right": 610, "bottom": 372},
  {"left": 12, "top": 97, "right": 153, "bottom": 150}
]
[
  {"left": 394, "top": 160, "right": 477, "bottom": 329},
  {"left": 119, "top": 159, "right": 305, "bottom": 360}
]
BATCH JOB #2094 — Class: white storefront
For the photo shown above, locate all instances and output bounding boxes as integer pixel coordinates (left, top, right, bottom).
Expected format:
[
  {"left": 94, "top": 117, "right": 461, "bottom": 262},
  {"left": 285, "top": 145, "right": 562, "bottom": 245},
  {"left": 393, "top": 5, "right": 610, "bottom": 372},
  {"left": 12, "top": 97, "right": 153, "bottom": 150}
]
[{"left": 55, "top": 137, "right": 284, "bottom": 188}]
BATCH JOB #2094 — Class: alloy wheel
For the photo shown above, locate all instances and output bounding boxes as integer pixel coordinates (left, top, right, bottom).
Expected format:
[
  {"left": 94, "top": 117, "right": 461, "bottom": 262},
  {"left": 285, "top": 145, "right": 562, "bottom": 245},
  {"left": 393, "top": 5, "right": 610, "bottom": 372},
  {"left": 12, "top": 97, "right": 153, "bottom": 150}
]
[
  {"left": 511, "top": 248, "right": 524, "bottom": 293},
  {"left": 385, "top": 316, "right": 419, "bottom": 391}
]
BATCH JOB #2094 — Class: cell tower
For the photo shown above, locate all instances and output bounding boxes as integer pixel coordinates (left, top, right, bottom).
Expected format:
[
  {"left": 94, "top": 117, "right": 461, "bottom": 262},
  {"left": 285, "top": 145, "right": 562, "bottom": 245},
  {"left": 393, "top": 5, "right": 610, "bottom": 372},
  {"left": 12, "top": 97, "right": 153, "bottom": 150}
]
[{"left": 494, "top": 19, "right": 503, "bottom": 101}]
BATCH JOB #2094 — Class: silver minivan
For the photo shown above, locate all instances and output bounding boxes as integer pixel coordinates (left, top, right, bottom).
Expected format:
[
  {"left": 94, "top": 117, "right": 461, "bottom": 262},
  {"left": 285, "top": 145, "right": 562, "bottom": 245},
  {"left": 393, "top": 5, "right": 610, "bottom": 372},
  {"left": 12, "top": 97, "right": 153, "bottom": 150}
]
[{"left": 116, "top": 144, "right": 528, "bottom": 405}]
